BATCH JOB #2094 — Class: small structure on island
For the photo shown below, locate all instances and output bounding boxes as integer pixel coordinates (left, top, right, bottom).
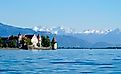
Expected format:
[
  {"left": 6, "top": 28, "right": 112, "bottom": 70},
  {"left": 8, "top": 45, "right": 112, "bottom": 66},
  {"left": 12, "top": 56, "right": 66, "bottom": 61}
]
[
  {"left": 18, "top": 32, "right": 22, "bottom": 48},
  {"left": 37, "top": 34, "right": 41, "bottom": 47},
  {"left": 51, "top": 37, "right": 58, "bottom": 50}
]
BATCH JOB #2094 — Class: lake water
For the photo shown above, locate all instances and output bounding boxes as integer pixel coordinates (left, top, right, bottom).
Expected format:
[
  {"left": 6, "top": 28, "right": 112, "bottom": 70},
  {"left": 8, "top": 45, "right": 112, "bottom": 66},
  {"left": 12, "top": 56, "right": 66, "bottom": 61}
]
[{"left": 0, "top": 49, "right": 121, "bottom": 74}]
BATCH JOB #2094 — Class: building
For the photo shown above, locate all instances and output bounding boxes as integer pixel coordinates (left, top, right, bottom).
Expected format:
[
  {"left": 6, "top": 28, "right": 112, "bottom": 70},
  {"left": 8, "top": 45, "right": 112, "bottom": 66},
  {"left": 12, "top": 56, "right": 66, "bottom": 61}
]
[
  {"left": 18, "top": 33, "right": 42, "bottom": 48},
  {"left": 51, "top": 37, "right": 58, "bottom": 49},
  {"left": 37, "top": 34, "right": 42, "bottom": 47}
]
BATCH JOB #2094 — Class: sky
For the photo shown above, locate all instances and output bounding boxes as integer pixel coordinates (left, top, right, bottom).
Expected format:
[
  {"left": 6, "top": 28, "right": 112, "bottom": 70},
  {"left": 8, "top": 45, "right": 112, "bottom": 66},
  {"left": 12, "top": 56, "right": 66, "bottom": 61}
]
[{"left": 0, "top": 0, "right": 121, "bottom": 31}]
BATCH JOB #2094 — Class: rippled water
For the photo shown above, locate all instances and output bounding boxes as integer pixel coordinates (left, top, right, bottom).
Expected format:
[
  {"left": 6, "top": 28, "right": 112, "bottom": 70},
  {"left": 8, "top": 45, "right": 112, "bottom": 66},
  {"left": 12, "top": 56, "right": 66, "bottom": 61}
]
[{"left": 0, "top": 49, "right": 121, "bottom": 74}]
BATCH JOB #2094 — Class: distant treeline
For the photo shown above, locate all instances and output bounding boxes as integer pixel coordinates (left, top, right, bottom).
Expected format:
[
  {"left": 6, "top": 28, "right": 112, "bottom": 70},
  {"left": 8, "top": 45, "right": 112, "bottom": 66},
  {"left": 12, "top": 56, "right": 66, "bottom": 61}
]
[{"left": 58, "top": 47, "right": 121, "bottom": 49}]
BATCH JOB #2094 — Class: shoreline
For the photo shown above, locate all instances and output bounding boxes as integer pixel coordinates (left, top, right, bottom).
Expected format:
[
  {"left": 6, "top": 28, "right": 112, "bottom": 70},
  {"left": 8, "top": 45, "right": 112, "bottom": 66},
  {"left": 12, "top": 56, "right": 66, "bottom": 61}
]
[
  {"left": 0, "top": 48, "right": 21, "bottom": 50},
  {"left": 0, "top": 47, "right": 121, "bottom": 50},
  {"left": 0, "top": 47, "right": 55, "bottom": 50}
]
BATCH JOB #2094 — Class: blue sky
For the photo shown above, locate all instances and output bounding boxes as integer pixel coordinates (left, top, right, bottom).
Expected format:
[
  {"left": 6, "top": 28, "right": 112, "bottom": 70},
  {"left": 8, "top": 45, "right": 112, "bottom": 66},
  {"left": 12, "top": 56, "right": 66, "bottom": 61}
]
[{"left": 0, "top": 0, "right": 121, "bottom": 31}]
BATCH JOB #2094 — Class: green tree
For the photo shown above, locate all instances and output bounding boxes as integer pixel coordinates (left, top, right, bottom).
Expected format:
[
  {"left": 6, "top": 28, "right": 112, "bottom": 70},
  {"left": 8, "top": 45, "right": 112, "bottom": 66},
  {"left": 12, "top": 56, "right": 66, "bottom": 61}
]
[
  {"left": 20, "top": 37, "right": 32, "bottom": 45},
  {"left": 26, "top": 38, "right": 32, "bottom": 45},
  {"left": 8, "top": 40, "right": 17, "bottom": 48},
  {"left": 46, "top": 36, "right": 51, "bottom": 47},
  {"left": 0, "top": 38, "right": 3, "bottom": 47},
  {"left": 41, "top": 35, "right": 51, "bottom": 47},
  {"left": 41, "top": 36, "right": 46, "bottom": 47}
]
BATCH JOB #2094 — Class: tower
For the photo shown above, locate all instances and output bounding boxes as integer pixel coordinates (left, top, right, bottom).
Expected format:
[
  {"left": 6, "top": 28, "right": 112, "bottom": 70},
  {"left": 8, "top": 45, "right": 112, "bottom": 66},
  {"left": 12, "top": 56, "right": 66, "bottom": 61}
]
[
  {"left": 18, "top": 32, "right": 22, "bottom": 48},
  {"left": 37, "top": 34, "right": 42, "bottom": 47},
  {"left": 51, "top": 37, "right": 57, "bottom": 49}
]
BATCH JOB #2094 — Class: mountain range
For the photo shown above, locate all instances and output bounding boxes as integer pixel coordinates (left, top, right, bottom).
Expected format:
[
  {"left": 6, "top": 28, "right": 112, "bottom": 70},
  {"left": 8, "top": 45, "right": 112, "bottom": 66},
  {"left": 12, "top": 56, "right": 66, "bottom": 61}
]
[{"left": 0, "top": 23, "right": 121, "bottom": 48}]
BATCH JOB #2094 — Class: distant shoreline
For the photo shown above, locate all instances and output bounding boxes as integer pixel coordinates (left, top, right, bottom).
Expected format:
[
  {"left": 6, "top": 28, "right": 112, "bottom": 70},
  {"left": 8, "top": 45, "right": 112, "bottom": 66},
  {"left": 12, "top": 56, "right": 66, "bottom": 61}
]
[
  {"left": 0, "top": 47, "right": 121, "bottom": 50},
  {"left": 58, "top": 47, "right": 121, "bottom": 49},
  {"left": 0, "top": 47, "right": 54, "bottom": 50}
]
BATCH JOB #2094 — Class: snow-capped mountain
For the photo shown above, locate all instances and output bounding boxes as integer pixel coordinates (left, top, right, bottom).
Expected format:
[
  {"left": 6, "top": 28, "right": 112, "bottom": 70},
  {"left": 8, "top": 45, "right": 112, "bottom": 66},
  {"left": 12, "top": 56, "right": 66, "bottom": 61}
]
[
  {"left": 33, "top": 26, "right": 75, "bottom": 35},
  {"left": 82, "top": 29, "right": 112, "bottom": 34},
  {"left": 33, "top": 26, "right": 112, "bottom": 35}
]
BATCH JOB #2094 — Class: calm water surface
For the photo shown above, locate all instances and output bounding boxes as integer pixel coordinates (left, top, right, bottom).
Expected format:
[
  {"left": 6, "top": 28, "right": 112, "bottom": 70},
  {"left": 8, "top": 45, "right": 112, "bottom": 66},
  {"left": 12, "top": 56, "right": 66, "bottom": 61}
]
[{"left": 0, "top": 49, "right": 121, "bottom": 74}]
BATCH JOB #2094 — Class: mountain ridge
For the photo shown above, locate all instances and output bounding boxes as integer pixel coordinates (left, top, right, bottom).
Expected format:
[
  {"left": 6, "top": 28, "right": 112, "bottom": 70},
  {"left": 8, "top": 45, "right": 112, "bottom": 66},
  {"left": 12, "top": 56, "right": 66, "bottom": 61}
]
[{"left": 0, "top": 23, "right": 121, "bottom": 48}]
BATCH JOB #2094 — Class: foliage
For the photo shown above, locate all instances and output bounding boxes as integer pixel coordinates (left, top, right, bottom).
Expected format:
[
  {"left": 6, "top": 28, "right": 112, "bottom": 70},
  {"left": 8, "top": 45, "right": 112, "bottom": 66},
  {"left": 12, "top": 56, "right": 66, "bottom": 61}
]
[
  {"left": 0, "top": 37, "right": 17, "bottom": 48},
  {"left": 8, "top": 40, "right": 17, "bottom": 47},
  {"left": 0, "top": 38, "right": 3, "bottom": 47},
  {"left": 20, "top": 37, "right": 32, "bottom": 45},
  {"left": 26, "top": 38, "right": 32, "bottom": 45},
  {"left": 41, "top": 35, "right": 51, "bottom": 47}
]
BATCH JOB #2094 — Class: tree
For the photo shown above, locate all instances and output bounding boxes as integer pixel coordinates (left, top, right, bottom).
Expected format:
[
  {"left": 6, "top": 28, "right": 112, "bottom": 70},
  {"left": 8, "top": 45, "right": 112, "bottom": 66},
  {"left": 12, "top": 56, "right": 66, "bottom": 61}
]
[
  {"left": 41, "top": 36, "right": 46, "bottom": 47},
  {"left": 0, "top": 38, "right": 3, "bottom": 47},
  {"left": 26, "top": 38, "right": 32, "bottom": 45},
  {"left": 20, "top": 37, "right": 32, "bottom": 45},
  {"left": 45, "top": 36, "right": 51, "bottom": 47},
  {"left": 41, "top": 35, "right": 51, "bottom": 47},
  {"left": 8, "top": 40, "right": 17, "bottom": 48}
]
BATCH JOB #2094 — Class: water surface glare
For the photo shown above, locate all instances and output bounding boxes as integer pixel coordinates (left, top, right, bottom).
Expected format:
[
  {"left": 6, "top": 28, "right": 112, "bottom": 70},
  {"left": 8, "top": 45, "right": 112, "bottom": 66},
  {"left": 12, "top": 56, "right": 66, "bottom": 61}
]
[{"left": 0, "top": 49, "right": 121, "bottom": 74}]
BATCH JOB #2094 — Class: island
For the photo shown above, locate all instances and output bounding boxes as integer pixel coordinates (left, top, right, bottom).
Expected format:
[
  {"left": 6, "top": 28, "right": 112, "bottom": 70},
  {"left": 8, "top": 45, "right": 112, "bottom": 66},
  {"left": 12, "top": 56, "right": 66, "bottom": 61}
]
[{"left": 0, "top": 33, "right": 58, "bottom": 50}]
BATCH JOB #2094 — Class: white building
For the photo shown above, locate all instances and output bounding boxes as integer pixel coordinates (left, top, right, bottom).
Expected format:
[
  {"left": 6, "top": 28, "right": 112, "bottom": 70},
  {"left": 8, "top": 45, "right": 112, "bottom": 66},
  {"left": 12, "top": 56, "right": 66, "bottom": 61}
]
[{"left": 18, "top": 33, "right": 41, "bottom": 48}]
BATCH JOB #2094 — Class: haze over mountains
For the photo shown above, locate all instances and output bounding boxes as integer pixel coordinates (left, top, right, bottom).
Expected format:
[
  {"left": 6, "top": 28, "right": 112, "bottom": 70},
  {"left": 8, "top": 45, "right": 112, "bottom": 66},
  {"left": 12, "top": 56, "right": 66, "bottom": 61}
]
[{"left": 0, "top": 23, "right": 121, "bottom": 48}]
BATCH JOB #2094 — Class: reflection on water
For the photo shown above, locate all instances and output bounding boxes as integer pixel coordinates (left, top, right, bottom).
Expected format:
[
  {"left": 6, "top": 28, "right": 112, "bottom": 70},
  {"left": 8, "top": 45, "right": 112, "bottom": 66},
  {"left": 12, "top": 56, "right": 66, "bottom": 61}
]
[{"left": 0, "top": 49, "right": 121, "bottom": 74}]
